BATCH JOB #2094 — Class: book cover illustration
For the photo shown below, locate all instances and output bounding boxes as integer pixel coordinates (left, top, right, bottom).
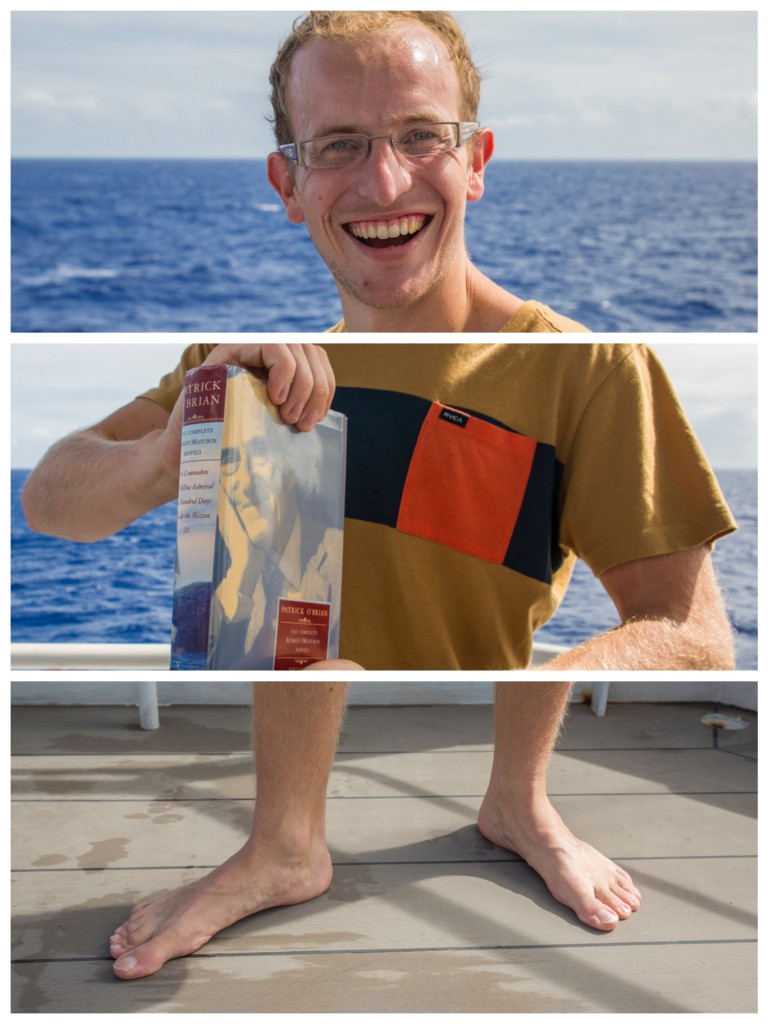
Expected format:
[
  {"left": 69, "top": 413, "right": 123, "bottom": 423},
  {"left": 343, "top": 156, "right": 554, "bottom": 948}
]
[{"left": 171, "top": 364, "right": 347, "bottom": 670}]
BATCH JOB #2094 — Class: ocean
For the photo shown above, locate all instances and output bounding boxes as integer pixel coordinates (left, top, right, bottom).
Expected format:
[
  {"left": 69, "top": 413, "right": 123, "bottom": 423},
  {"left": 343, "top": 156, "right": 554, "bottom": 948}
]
[
  {"left": 10, "top": 468, "right": 757, "bottom": 669},
  {"left": 11, "top": 158, "right": 757, "bottom": 333}
]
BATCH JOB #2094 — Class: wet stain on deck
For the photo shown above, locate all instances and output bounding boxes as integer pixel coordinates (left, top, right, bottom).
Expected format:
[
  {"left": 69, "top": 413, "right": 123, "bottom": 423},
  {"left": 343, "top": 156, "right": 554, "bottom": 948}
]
[{"left": 77, "top": 839, "right": 130, "bottom": 869}]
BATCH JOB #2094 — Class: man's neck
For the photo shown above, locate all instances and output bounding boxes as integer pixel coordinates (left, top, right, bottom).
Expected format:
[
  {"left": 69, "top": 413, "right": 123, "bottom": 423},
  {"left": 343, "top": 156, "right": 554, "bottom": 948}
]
[{"left": 339, "top": 264, "right": 524, "bottom": 333}]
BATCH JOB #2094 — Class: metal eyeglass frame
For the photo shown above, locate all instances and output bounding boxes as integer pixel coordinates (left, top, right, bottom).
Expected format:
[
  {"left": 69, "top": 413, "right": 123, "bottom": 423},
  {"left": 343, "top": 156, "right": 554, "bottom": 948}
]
[{"left": 278, "top": 121, "right": 480, "bottom": 168}]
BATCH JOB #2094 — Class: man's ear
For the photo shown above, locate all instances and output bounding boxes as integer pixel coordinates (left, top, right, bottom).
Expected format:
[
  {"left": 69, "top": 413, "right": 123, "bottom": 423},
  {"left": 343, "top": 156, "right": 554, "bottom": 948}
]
[
  {"left": 466, "top": 128, "right": 494, "bottom": 203},
  {"left": 267, "top": 152, "right": 306, "bottom": 225}
]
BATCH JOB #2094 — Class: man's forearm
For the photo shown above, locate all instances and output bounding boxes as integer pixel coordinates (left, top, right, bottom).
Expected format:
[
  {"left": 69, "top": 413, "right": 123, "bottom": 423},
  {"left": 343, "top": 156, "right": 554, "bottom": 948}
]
[
  {"left": 22, "top": 429, "right": 179, "bottom": 542},
  {"left": 542, "top": 614, "right": 735, "bottom": 671}
]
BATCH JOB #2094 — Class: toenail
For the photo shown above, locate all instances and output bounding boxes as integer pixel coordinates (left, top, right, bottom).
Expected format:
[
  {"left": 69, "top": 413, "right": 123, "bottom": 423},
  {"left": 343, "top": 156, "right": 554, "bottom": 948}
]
[
  {"left": 116, "top": 955, "right": 138, "bottom": 973},
  {"left": 597, "top": 908, "right": 619, "bottom": 924}
]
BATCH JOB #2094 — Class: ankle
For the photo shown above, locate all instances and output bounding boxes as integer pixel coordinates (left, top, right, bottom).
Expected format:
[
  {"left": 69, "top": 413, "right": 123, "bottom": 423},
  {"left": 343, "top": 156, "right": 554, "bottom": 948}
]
[
  {"left": 480, "top": 782, "right": 561, "bottom": 834},
  {"left": 483, "top": 769, "right": 549, "bottom": 813},
  {"left": 245, "top": 821, "right": 329, "bottom": 868}
]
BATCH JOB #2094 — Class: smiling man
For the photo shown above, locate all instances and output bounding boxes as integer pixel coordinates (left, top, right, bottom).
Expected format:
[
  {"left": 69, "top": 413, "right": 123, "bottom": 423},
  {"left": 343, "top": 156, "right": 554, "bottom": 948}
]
[
  {"left": 266, "top": 10, "right": 587, "bottom": 332},
  {"left": 21, "top": 10, "right": 737, "bottom": 983}
]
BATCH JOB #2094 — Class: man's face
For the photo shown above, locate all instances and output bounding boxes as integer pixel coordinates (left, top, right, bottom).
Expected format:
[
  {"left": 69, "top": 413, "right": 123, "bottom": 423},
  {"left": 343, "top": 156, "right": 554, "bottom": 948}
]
[
  {"left": 268, "top": 25, "right": 490, "bottom": 313},
  {"left": 220, "top": 406, "right": 283, "bottom": 546}
]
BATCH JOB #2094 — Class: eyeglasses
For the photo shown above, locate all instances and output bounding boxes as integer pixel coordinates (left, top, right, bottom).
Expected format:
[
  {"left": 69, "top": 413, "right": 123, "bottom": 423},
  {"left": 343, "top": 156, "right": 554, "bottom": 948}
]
[{"left": 279, "top": 121, "right": 480, "bottom": 170}]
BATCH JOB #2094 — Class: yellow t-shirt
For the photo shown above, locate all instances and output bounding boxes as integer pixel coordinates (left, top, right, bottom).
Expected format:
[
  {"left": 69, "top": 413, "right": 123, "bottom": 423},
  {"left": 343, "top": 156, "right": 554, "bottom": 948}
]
[{"left": 142, "top": 343, "right": 736, "bottom": 670}]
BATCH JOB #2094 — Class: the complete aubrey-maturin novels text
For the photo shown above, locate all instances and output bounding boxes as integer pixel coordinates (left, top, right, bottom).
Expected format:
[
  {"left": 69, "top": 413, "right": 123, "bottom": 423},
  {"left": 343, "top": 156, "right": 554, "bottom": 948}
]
[{"left": 171, "top": 364, "right": 347, "bottom": 670}]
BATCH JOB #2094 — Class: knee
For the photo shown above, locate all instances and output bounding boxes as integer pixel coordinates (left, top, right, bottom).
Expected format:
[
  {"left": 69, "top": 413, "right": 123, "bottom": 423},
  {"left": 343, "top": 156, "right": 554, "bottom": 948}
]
[{"left": 304, "top": 659, "right": 364, "bottom": 672}]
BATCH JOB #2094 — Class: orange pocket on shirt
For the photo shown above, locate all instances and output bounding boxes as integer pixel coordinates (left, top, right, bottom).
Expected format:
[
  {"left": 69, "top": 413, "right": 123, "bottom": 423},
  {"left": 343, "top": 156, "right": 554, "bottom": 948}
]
[{"left": 396, "top": 403, "right": 537, "bottom": 564}]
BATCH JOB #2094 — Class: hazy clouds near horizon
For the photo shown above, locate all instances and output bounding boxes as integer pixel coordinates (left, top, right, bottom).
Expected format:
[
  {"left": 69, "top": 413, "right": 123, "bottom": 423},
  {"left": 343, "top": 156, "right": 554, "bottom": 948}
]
[
  {"left": 10, "top": 343, "right": 758, "bottom": 471},
  {"left": 11, "top": 10, "right": 757, "bottom": 161}
]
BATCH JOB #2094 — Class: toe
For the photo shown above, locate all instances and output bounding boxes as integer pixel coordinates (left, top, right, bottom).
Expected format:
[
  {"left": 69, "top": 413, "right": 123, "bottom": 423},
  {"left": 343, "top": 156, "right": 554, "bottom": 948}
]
[
  {"left": 113, "top": 954, "right": 141, "bottom": 979},
  {"left": 612, "top": 900, "right": 634, "bottom": 920},
  {"left": 109, "top": 925, "right": 132, "bottom": 959},
  {"left": 120, "top": 914, "right": 159, "bottom": 950},
  {"left": 615, "top": 870, "right": 641, "bottom": 904},
  {"left": 552, "top": 872, "right": 621, "bottom": 931},
  {"left": 113, "top": 939, "right": 173, "bottom": 980},
  {"left": 606, "top": 872, "right": 641, "bottom": 911},
  {"left": 592, "top": 881, "right": 635, "bottom": 921},
  {"left": 582, "top": 902, "right": 621, "bottom": 930},
  {"left": 581, "top": 876, "right": 639, "bottom": 928},
  {"left": 616, "top": 885, "right": 641, "bottom": 912}
]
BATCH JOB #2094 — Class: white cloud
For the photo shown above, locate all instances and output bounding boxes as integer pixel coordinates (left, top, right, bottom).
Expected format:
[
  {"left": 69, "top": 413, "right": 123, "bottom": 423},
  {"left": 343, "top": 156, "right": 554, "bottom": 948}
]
[
  {"left": 17, "top": 88, "right": 101, "bottom": 115},
  {"left": 578, "top": 110, "right": 618, "bottom": 125},
  {"left": 18, "top": 88, "right": 58, "bottom": 109}
]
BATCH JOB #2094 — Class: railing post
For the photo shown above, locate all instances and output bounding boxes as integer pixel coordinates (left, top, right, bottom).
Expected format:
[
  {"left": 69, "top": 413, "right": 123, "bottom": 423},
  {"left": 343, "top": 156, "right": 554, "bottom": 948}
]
[
  {"left": 137, "top": 681, "right": 160, "bottom": 730},
  {"left": 590, "top": 682, "right": 611, "bottom": 716}
]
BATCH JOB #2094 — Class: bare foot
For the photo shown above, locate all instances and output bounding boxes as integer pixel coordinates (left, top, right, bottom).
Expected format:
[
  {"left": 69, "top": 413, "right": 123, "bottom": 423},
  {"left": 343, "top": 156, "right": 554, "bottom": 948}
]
[
  {"left": 109, "top": 842, "right": 332, "bottom": 979},
  {"left": 477, "top": 795, "right": 641, "bottom": 931}
]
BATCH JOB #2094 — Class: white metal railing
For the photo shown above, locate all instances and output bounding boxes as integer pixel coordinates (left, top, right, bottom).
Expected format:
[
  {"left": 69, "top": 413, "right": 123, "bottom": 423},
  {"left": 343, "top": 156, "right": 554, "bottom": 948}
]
[
  {"left": 10, "top": 641, "right": 611, "bottom": 727},
  {"left": 10, "top": 640, "right": 569, "bottom": 671},
  {"left": 11, "top": 642, "right": 171, "bottom": 670}
]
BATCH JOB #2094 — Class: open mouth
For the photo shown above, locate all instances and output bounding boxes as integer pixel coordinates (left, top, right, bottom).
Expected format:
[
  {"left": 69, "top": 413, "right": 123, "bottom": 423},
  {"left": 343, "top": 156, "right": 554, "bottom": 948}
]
[{"left": 344, "top": 214, "right": 430, "bottom": 249}]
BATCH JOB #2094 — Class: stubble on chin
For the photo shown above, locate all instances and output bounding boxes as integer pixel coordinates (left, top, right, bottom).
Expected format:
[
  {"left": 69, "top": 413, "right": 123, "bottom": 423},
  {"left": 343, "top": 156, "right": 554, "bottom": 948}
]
[
  {"left": 315, "top": 216, "right": 466, "bottom": 311},
  {"left": 323, "top": 235, "right": 463, "bottom": 313}
]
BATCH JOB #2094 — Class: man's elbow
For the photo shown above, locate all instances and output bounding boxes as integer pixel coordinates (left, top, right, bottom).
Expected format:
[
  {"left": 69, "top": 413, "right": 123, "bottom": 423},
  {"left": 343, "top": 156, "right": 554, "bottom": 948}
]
[
  {"left": 704, "top": 630, "right": 736, "bottom": 671},
  {"left": 694, "top": 637, "right": 735, "bottom": 671},
  {"left": 20, "top": 474, "right": 51, "bottom": 537},
  {"left": 21, "top": 472, "right": 98, "bottom": 543},
  {"left": 682, "top": 612, "right": 736, "bottom": 670}
]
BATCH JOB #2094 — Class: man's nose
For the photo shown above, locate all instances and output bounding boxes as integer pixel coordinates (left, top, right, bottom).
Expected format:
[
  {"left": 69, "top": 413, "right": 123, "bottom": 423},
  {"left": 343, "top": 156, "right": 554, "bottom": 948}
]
[
  {"left": 353, "top": 137, "right": 413, "bottom": 207},
  {"left": 247, "top": 465, "right": 273, "bottom": 500}
]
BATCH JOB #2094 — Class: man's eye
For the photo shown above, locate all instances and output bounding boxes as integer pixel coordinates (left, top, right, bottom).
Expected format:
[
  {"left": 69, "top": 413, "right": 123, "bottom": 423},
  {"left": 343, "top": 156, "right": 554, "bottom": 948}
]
[
  {"left": 220, "top": 448, "right": 240, "bottom": 473},
  {"left": 406, "top": 128, "right": 438, "bottom": 143},
  {"left": 324, "top": 137, "right": 363, "bottom": 153}
]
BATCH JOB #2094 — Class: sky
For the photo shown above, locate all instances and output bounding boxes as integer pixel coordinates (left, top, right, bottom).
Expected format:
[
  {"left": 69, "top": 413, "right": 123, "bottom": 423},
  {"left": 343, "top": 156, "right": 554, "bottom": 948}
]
[
  {"left": 10, "top": 342, "right": 758, "bottom": 471},
  {"left": 10, "top": 8, "right": 757, "bottom": 161}
]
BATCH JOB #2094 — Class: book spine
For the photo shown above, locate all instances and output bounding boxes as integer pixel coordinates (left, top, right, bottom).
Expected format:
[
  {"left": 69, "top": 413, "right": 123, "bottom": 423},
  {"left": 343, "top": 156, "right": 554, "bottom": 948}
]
[{"left": 170, "top": 364, "right": 229, "bottom": 669}]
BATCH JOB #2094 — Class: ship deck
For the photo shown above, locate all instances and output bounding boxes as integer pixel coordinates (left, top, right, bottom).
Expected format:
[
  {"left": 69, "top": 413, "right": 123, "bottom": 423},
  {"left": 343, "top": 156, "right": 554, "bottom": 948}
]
[{"left": 11, "top": 697, "right": 757, "bottom": 1014}]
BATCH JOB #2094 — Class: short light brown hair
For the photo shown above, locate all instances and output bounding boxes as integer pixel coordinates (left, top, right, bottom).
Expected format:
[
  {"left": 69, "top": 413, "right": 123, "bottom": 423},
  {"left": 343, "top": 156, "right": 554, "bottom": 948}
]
[{"left": 268, "top": 10, "right": 482, "bottom": 147}]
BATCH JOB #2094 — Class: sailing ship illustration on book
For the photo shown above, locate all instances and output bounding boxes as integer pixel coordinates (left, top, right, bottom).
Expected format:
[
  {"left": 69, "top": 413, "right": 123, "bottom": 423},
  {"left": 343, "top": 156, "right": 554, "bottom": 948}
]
[{"left": 171, "top": 364, "right": 347, "bottom": 670}]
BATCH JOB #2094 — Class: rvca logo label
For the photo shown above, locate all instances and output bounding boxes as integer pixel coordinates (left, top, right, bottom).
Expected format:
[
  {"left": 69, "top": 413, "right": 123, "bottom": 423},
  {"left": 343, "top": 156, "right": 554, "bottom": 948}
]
[{"left": 438, "top": 407, "right": 469, "bottom": 428}]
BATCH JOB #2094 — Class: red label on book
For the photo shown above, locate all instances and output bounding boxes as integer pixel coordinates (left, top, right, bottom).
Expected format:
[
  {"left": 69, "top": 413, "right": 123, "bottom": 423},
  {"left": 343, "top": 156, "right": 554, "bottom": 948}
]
[
  {"left": 182, "top": 364, "right": 228, "bottom": 426},
  {"left": 273, "top": 599, "right": 332, "bottom": 670}
]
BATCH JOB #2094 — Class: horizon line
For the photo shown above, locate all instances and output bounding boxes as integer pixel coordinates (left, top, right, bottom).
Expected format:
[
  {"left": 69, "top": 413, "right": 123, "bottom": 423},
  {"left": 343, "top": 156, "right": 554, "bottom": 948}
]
[{"left": 10, "top": 154, "right": 758, "bottom": 164}]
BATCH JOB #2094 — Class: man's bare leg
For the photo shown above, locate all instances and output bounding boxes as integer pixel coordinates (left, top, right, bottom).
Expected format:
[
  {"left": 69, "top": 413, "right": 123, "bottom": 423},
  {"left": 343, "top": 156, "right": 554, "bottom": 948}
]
[
  {"left": 110, "top": 679, "right": 348, "bottom": 979},
  {"left": 477, "top": 681, "right": 641, "bottom": 930}
]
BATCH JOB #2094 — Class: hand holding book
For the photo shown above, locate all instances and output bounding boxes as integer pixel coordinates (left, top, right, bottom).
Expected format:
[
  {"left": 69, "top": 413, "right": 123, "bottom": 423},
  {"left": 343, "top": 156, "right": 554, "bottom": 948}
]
[
  {"left": 201, "top": 342, "right": 335, "bottom": 431},
  {"left": 149, "top": 342, "right": 336, "bottom": 500}
]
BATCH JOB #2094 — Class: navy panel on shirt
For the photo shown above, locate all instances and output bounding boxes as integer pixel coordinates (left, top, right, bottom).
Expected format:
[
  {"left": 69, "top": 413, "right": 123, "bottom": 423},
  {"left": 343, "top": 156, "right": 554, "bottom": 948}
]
[{"left": 333, "top": 387, "right": 430, "bottom": 527}]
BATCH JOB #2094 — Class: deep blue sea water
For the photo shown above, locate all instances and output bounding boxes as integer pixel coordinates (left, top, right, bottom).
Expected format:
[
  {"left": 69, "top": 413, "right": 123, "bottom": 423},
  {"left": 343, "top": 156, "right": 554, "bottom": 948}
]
[
  {"left": 11, "top": 158, "right": 757, "bottom": 332},
  {"left": 11, "top": 468, "right": 757, "bottom": 669}
]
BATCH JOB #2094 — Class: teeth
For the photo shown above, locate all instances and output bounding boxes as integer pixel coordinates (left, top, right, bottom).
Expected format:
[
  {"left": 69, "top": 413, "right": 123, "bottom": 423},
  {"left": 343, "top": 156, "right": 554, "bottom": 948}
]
[{"left": 349, "top": 215, "right": 426, "bottom": 240}]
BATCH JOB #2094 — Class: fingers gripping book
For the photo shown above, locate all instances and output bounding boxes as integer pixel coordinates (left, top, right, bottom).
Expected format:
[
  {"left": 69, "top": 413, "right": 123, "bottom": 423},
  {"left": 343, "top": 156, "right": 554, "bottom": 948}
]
[{"left": 171, "top": 365, "right": 347, "bottom": 670}]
